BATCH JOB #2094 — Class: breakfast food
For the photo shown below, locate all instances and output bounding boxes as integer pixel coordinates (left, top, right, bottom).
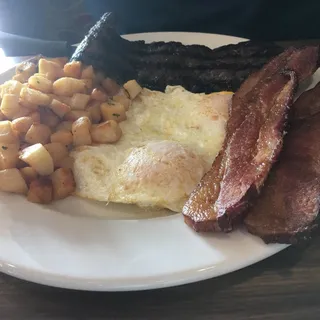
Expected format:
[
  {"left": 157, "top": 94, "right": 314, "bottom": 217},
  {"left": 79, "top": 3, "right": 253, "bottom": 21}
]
[
  {"left": 72, "top": 87, "right": 232, "bottom": 211},
  {"left": 71, "top": 12, "right": 283, "bottom": 93},
  {"left": 182, "top": 46, "right": 319, "bottom": 232}
]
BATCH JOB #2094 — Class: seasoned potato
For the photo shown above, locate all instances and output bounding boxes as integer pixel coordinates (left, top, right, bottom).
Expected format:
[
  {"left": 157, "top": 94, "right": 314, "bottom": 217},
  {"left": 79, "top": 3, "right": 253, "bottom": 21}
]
[
  {"left": 81, "top": 65, "right": 94, "bottom": 79},
  {"left": 55, "top": 121, "right": 73, "bottom": 132},
  {"left": 20, "top": 87, "right": 51, "bottom": 106},
  {"left": 64, "top": 110, "right": 91, "bottom": 122},
  {"left": 112, "top": 95, "right": 131, "bottom": 111},
  {"left": 51, "top": 94, "right": 71, "bottom": 105},
  {"left": 20, "top": 143, "right": 54, "bottom": 176},
  {"left": 91, "top": 87, "right": 108, "bottom": 102},
  {"left": 91, "top": 120, "right": 122, "bottom": 143},
  {"left": 28, "top": 75, "right": 53, "bottom": 93},
  {"left": 86, "top": 101, "right": 101, "bottom": 124},
  {"left": 55, "top": 156, "right": 74, "bottom": 170},
  {"left": 63, "top": 61, "right": 82, "bottom": 79},
  {"left": 11, "top": 106, "right": 31, "bottom": 120},
  {"left": 53, "top": 77, "right": 86, "bottom": 96},
  {"left": 29, "top": 111, "right": 41, "bottom": 123},
  {"left": 38, "top": 58, "right": 63, "bottom": 81},
  {"left": 50, "top": 130, "right": 73, "bottom": 146},
  {"left": 19, "top": 99, "right": 38, "bottom": 110},
  {"left": 25, "top": 123, "right": 51, "bottom": 145},
  {"left": 15, "top": 61, "right": 37, "bottom": 82},
  {"left": 0, "top": 111, "right": 6, "bottom": 121},
  {"left": 69, "top": 93, "right": 90, "bottom": 110},
  {"left": 0, "top": 121, "right": 18, "bottom": 144},
  {"left": 49, "top": 99, "right": 71, "bottom": 118},
  {"left": 72, "top": 116, "right": 92, "bottom": 147},
  {"left": 123, "top": 80, "right": 142, "bottom": 99},
  {"left": 0, "top": 80, "right": 23, "bottom": 98},
  {"left": 48, "top": 57, "right": 68, "bottom": 68},
  {"left": 27, "top": 178, "right": 53, "bottom": 204},
  {"left": 0, "top": 94, "right": 21, "bottom": 119},
  {"left": 44, "top": 142, "right": 68, "bottom": 167},
  {"left": 12, "top": 73, "right": 27, "bottom": 83},
  {"left": 40, "top": 108, "right": 60, "bottom": 129},
  {"left": 51, "top": 168, "right": 75, "bottom": 200},
  {"left": 12, "top": 116, "right": 33, "bottom": 133},
  {"left": 0, "top": 168, "right": 28, "bottom": 194},
  {"left": 0, "top": 143, "right": 19, "bottom": 169},
  {"left": 82, "top": 78, "right": 93, "bottom": 93},
  {"left": 20, "top": 166, "right": 38, "bottom": 184},
  {"left": 100, "top": 100, "right": 127, "bottom": 122},
  {"left": 102, "top": 78, "right": 120, "bottom": 96}
]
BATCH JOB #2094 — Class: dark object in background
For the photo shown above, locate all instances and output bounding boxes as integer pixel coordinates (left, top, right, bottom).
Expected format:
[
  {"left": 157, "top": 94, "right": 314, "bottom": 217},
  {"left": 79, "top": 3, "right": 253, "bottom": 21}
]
[{"left": 71, "top": 13, "right": 284, "bottom": 93}]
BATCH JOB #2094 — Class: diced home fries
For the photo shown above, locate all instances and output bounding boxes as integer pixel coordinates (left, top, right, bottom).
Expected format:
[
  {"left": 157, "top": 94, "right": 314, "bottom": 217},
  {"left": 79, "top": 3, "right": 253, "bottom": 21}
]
[{"left": 0, "top": 57, "right": 142, "bottom": 204}]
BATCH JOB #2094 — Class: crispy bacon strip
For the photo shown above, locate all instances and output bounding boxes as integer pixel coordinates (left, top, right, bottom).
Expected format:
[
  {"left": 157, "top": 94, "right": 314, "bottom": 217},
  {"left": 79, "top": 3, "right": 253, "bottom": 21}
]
[{"left": 182, "top": 46, "right": 319, "bottom": 232}]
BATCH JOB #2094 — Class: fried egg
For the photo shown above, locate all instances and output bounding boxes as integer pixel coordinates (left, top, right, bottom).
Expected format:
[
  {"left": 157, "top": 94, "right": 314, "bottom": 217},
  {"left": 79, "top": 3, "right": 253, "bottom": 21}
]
[{"left": 72, "top": 86, "right": 232, "bottom": 212}]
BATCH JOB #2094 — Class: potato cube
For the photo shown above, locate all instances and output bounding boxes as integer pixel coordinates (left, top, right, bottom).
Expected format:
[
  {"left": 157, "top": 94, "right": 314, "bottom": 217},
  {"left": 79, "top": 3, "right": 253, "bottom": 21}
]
[
  {"left": 20, "top": 87, "right": 51, "bottom": 106},
  {"left": 55, "top": 121, "right": 73, "bottom": 132},
  {"left": 64, "top": 110, "right": 91, "bottom": 122},
  {"left": 0, "top": 111, "right": 6, "bottom": 121},
  {"left": 0, "top": 80, "right": 23, "bottom": 98},
  {"left": 29, "top": 111, "right": 41, "bottom": 123},
  {"left": 0, "top": 168, "right": 28, "bottom": 194},
  {"left": 48, "top": 57, "right": 68, "bottom": 68},
  {"left": 53, "top": 77, "right": 86, "bottom": 96},
  {"left": 19, "top": 143, "right": 54, "bottom": 176},
  {"left": 91, "top": 88, "right": 108, "bottom": 102},
  {"left": 38, "top": 58, "right": 63, "bottom": 81},
  {"left": 55, "top": 156, "right": 74, "bottom": 170},
  {"left": 50, "top": 130, "right": 73, "bottom": 146},
  {"left": 49, "top": 99, "right": 71, "bottom": 118},
  {"left": 51, "top": 168, "right": 75, "bottom": 200},
  {"left": 0, "top": 121, "right": 18, "bottom": 144},
  {"left": 72, "top": 116, "right": 92, "bottom": 147},
  {"left": 25, "top": 123, "right": 51, "bottom": 145},
  {"left": 0, "top": 94, "right": 21, "bottom": 119},
  {"left": 102, "top": 78, "right": 120, "bottom": 96},
  {"left": 112, "top": 95, "right": 131, "bottom": 111},
  {"left": 63, "top": 61, "right": 82, "bottom": 79},
  {"left": 82, "top": 78, "right": 93, "bottom": 93},
  {"left": 28, "top": 75, "right": 53, "bottom": 93},
  {"left": 69, "top": 93, "right": 90, "bottom": 110},
  {"left": 39, "top": 108, "right": 60, "bottom": 129},
  {"left": 11, "top": 106, "right": 31, "bottom": 120},
  {"left": 123, "top": 80, "right": 142, "bottom": 99},
  {"left": 15, "top": 61, "right": 37, "bottom": 81},
  {"left": 86, "top": 101, "right": 101, "bottom": 124},
  {"left": 90, "top": 120, "right": 122, "bottom": 144},
  {"left": 0, "top": 143, "right": 19, "bottom": 169},
  {"left": 81, "top": 65, "right": 94, "bottom": 79},
  {"left": 100, "top": 100, "right": 127, "bottom": 122},
  {"left": 12, "top": 73, "right": 27, "bottom": 83},
  {"left": 20, "top": 166, "right": 38, "bottom": 184},
  {"left": 44, "top": 142, "right": 68, "bottom": 167},
  {"left": 27, "top": 178, "right": 53, "bottom": 204},
  {"left": 12, "top": 116, "right": 33, "bottom": 133}
]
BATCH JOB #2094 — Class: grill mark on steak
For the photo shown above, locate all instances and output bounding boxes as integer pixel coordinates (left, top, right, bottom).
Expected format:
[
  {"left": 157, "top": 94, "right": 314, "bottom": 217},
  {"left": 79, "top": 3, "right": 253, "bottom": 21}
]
[{"left": 182, "top": 46, "right": 319, "bottom": 233}]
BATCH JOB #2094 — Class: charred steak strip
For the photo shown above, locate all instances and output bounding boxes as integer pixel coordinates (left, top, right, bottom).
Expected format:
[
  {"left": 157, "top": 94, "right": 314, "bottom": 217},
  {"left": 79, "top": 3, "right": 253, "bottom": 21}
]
[{"left": 182, "top": 46, "right": 319, "bottom": 232}]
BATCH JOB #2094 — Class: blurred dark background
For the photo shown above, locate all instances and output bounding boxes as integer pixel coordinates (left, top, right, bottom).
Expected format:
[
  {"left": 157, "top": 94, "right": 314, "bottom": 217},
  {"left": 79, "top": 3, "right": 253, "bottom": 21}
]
[{"left": 0, "top": 0, "right": 319, "bottom": 43}]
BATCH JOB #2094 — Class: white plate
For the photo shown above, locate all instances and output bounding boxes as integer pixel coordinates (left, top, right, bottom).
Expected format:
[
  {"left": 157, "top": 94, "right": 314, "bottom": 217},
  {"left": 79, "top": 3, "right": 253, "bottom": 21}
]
[{"left": 1, "top": 32, "right": 310, "bottom": 292}]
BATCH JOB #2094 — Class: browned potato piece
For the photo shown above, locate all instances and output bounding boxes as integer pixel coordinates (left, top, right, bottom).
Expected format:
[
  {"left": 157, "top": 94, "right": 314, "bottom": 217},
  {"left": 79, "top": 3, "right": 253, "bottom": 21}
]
[
  {"left": 51, "top": 168, "right": 75, "bottom": 200},
  {"left": 72, "top": 116, "right": 92, "bottom": 147},
  {"left": 28, "top": 75, "right": 53, "bottom": 93},
  {"left": 82, "top": 78, "right": 93, "bottom": 93},
  {"left": 40, "top": 108, "right": 60, "bottom": 129},
  {"left": 91, "top": 87, "right": 108, "bottom": 102},
  {"left": 64, "top": 110, "right": 91, "bottom": 122},
  {"left": 19, "top": 99, "right": 38, "bottom": 110},
  {"left": 20, "top": 166, "right": 38, "bottom": 184},
  {"left": 112, "top": 95, "right": 131, "bottom": 111},
  {"left": 0, "top": 143, "right": 19, "bottom": 169},
  {"left": 25, "top": 123, "right": 51, "bottom": 145},
  {"left": 53, "top": 77, "right": 86, "bottom": 96},
  {"left": 20, "top": 143, "right": 54, "bottom": 176},
  {"left": 0, "top": 111, "right": 6, "bottom": 121},
  {"left": 27, "top": 178, "right": 53, "bottom": 204},
  {"left": 0, "top": 168, "right": 28, "bottom": 194},
  {"left": 50, "top": 130, "right": 73, "bottom": 146},
  {"left": 55, "top": 156, "right": 74, "bottom": 170},
  {"left": 100, "top": 100, "right": 127, "bottom": 122},
  {"left": 81, "top": 65, "right": 94, "bottom": 79},
  {"left": 20, "top": 87, "right": 51, "bottom": 106},
  {"left": 55, "top": 121, "right": 73, "bottom": 132},
  {"left": 0, "top": 94, "right": 21, "bottom": 119},
  {"left": 0, "top": 121, "right": 18, "bottom": 144},
  {"left": 12, "top": 73, "right": 27, "bottom": 83},
  {"left": 86, "top": 101, "right": 101, "bottom": 124},
  {"left": 0, "top": 80, "right": 23, "bottom": 98},
  {"left": 29, "top": 111, "right": 41, "bottom": 123},
  {"left": 69, "top": 93, "right": 90, "bottom": 110},
  {"left": 38, "top": 58, "right": 63, "bottom": 81},
  {"left": 44, "top": 142, "right": 68, "bottom": 167},
  {"left": 12, "top": 116, "right": 33, "bottom": 133},
  {"left": 48, "top": 57, "right": 68, "bottom": 68},
  {"left": 91, "top": 120, "right": 122, "bottom": 144},
  {"left": 49, "top": 99, "right": 71, "bottom": 118},
  {"left": 63, "top": 61, "right": 82, "bottom": 79},
  {"left": 11, "top": 106, "right": 31, "bottom": 120},
  {"left": 123, "top": 80, "right": 142, "bottom": 99},
  {"left": 15, "top": 61, "right": 37, "bottom": 82},
  {"left": 102, "top": 78, "right": 120, "bottom": 96},
  {"left": 51, "top": 95, "right": 71, "bottom": 105}
]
